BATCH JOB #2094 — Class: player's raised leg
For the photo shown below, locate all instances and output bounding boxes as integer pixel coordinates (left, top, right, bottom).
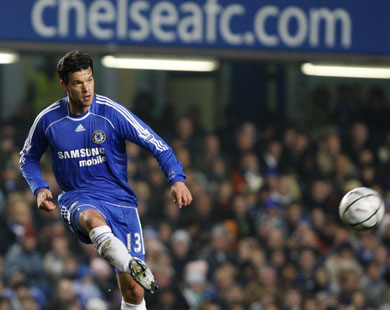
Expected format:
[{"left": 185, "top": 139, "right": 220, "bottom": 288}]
[
  {"left": 79, "top": 208, "right": 133, "bottom": 271},
  {"left": 77, "top": 208, "right": 154, "bottom": 309}
]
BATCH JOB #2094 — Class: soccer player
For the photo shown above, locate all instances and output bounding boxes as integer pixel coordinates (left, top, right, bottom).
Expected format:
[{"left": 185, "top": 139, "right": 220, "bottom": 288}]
[{"left": 19, "top": 50, "right": 192, "bottom": 310}]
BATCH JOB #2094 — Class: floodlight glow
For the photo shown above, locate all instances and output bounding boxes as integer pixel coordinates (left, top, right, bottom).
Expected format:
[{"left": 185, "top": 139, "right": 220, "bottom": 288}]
[
  {"left": 301, "top": 63, "right": 390, "bottom": 79},
  {"left": 102, "top": 55, "right": 218, "bottom": 72},
  {"left": 0, "top": 52, "right": 18, "bottom": 64}
]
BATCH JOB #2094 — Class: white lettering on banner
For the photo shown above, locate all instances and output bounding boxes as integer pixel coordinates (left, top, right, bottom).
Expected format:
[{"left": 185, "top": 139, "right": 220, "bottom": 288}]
[
  {"left": 31, "top": 0, "right": 56, "bottom": 37},
  {"left": 204, "top": 0, "right": 221, "bottom": 43},
  {"left": 279, "top": 7, "right": 308, "bottom": 47},
  {"left": 254, "top": 6, "right": 278, "bottom": 46},
  {"left": 58, "top": 0, "right": 86, "bottom": 37},
  {"left": 178, "top": 3, "right": 202, "bottom": 43},
  {"left": 220, "top": 4, "right": 245, "bottom": 45},
  {"left": 117, "top": 0, "right": 127, "bottom": 39},
  {"left": 129, "top": 1, "right": 150, "bottom": 41},
  {"left": 89, "top": 0, "right": 115, "bottom": 40},
  {"left": 31, "top": 0, "right": 352, "bottom": 49},
  {"left": 309, "top": 8, "right": 351, "bottom": 48},
  {"left": 151, "top": 2, "right": 178, "bottom": 42}
]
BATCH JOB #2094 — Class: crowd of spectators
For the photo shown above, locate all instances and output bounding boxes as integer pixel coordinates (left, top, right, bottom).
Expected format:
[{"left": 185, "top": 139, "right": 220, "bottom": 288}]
[{"left": 1, "top": 83, "right": 390, "bottom": 310}]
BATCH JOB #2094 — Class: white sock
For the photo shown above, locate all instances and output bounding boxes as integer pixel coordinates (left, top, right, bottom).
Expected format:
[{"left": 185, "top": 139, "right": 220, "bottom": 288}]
[
  {"left": 121, "top": 299, "right": 147, "bottom": 310},
  {"left": 89, "top": 225, "right": 131, "bottom": 272}
]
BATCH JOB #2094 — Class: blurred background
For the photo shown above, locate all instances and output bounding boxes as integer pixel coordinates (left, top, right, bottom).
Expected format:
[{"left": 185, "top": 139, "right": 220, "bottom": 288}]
[{"left": 1, "top": 1, "right": 390, "bottom": 309}]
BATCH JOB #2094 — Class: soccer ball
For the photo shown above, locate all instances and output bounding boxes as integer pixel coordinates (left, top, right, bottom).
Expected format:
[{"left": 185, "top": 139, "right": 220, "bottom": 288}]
[{"left": 339, "top": 187, "right": 385, "bottom": 232}]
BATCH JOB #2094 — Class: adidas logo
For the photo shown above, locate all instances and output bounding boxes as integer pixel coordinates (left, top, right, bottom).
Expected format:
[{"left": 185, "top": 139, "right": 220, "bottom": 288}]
[{"left": 75, "top": 124, "right": 86, "bottom": 132}]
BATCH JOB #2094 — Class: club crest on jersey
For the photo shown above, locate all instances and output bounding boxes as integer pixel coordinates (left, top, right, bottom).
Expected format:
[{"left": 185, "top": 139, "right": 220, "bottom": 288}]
[{"left": 92, "top": 130, "right": 106, "bottom": 144}]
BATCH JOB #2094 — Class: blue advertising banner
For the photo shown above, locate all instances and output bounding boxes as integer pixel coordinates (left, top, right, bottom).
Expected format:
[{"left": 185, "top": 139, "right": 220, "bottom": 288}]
[{"left": 1, "top": 0, "right": 389, "bottom": 54}]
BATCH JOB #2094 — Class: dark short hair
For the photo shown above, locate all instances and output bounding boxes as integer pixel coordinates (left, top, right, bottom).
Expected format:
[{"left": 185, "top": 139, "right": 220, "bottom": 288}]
[{"left": 56, "top": 50, "right": 93, "bottom": 84}]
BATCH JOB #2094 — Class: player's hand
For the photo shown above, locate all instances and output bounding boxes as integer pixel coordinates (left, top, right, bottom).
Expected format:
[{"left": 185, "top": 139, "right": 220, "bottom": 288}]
[
  {"left": 37, "top": 188, "right": 56, "bottom": 212},
  {"left": 171, "top": 182, "right": 192, "bottom": 208}
]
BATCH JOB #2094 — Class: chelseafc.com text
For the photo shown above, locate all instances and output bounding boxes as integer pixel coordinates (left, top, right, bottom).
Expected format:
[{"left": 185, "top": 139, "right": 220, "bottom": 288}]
[{"left": 31, "top": 0, "right": 351, "bottom": 49}]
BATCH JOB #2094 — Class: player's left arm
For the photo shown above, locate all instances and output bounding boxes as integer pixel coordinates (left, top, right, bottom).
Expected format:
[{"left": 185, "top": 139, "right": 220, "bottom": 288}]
[
  {"left": 114, "top": 107, "right": 188, "bottom": 186},
  {"left": 171, "top": 181, "right": 193, "bottom": 208}
]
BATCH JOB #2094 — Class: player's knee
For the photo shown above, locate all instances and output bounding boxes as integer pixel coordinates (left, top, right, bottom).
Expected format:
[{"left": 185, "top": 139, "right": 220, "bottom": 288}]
[{"left": 79, "top": 208, "right": 106, "bottom": 232}]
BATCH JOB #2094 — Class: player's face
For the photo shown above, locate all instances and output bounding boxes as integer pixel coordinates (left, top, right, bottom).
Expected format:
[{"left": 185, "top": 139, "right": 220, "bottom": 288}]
[{"left": 61, "top": 67, "right": 94, "bottom": 114}]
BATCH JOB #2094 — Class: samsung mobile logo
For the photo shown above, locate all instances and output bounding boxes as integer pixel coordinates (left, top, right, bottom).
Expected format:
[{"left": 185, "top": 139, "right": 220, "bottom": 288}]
[
  {"left": 31, "top": 0, "right": 351, "bottom": 49},
  {"left": 57, "top": 147, "right": 105, "bottom": 159}
]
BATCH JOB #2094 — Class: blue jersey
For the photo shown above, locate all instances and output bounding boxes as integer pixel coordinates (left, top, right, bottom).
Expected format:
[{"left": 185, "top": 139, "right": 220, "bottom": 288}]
[{"left": 20, "top": 94, "right": 186, "bottom": 206}]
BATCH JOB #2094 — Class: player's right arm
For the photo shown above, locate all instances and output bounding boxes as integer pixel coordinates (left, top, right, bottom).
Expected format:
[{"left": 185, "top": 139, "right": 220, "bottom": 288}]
[
  {"left": 19, "top": 115, "right": 51, "bottom": 199},
  {"left": 36, "top": 188, "right": 56, "bottom": 212}
]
